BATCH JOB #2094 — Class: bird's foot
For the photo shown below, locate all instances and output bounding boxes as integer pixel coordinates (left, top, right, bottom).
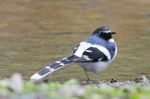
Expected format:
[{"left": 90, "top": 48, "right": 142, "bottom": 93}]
[{"left": 80, "top": 78, "right": 101, "bottom": 85}]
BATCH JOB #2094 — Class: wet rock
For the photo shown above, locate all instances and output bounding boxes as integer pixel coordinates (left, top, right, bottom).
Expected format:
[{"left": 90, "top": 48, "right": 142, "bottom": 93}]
[
  {"left": 110, "top": 78, "right": 118, "bottom": 83},
  {"left": 134, "top": 75, "right": 149, "bottom": 85}
]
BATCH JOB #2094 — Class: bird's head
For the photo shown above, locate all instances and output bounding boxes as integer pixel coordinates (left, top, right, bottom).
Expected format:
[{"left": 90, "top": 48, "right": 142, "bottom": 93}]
[{"left": 92, "top": 27, "right": 116, "bottom": 40}]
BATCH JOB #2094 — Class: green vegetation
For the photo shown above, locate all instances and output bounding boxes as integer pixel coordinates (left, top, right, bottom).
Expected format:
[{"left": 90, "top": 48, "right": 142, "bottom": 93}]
[{"left": 0, "top": 74, "right": 150, "bottom": 99}]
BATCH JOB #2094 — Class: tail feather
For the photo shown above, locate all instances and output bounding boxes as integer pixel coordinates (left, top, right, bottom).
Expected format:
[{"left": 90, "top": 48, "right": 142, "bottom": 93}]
[{"left": 30, "top": 55, "right": 77, "bottom": 81}]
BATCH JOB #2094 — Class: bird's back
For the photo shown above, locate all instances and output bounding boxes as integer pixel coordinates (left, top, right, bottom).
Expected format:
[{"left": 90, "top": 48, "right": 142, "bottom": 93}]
[{"left": 85, "top": 36, "right": 116, "bottom": 59}]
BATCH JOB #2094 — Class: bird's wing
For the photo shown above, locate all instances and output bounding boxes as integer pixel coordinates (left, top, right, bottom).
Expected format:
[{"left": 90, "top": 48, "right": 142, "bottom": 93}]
[
  {"left": 73, "top": 42, "right": 111, "bottom": 63},
  {"left": 30, "top": 55, "right": 78, "bottom": 81},
  {"left": 79, "top": 47, "right": 109, "bottom": 62}
]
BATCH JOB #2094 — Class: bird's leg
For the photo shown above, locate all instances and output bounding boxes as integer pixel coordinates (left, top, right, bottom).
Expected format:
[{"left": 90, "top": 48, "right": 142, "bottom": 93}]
[
  {"left": 84, "top": 69, "right": 90, "bottom": 81},
  {"left": 94, "top": 73, "right": 101, "bottom": 84}
]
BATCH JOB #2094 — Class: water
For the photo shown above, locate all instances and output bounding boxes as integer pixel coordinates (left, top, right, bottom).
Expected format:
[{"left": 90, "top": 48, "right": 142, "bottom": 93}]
[{"left": 0, "top": 0, "right": 150, "bottom": 81}]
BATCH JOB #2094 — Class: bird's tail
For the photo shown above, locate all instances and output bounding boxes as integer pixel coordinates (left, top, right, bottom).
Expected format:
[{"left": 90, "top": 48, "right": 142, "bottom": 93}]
[{"left": 30, "top": 55, "right": 77, "bottom": 81}]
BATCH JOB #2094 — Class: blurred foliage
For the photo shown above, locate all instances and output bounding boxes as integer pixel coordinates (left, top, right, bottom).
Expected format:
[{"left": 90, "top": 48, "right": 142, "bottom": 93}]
[{"left": 0, "top": 76, "right": 150, "bottom": 99}]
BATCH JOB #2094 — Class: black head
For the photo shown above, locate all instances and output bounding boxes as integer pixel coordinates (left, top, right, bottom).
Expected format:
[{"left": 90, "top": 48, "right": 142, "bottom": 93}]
[{"left": 92, "top": 27, "right": 116, "bottom": 40}]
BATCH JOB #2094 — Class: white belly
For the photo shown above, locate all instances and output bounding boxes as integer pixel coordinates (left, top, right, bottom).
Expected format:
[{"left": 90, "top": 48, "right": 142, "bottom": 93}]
[{"left": 78, "top": 61, "right": 112, "bottom": 72}]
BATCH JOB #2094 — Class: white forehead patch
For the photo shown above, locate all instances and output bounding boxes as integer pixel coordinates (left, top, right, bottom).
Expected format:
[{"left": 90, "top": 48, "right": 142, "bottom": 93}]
[{"left": 100, "top": 30, "right": 112, "bottom": 34}]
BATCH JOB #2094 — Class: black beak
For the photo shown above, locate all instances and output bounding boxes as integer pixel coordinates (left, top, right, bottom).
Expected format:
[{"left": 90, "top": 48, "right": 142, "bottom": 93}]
[{"left": 111, "top": 32, "right": 116, "bottom": 34}]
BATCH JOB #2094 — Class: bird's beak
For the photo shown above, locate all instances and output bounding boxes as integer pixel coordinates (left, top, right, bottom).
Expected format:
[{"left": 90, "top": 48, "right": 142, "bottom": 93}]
[{"left": 111, "top": 32, "right": 116, "bottom": 34}]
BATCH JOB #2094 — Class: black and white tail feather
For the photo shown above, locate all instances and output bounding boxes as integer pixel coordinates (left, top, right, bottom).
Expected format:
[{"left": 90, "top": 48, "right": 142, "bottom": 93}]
[{"left": 30, "top": 55, "right": 78, "bottom": 81}]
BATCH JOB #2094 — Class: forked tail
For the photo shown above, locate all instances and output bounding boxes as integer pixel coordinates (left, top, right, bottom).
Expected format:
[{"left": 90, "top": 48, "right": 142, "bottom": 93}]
[{"left": 30, "top": 55, "right": 77, "bottom": 81}]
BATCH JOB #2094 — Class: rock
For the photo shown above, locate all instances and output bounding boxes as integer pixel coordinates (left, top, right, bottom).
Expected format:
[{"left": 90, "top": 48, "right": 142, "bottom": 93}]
[
  {"left": 134, "top": 75, "right": 149, "bottom": 85},
  {"left": 8, "top": 73, "right": 23, "bottom": 93}
]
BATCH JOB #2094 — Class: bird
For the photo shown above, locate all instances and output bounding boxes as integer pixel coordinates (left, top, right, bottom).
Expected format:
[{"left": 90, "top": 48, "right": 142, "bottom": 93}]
[{"left": 30, "top": 27, "right": 117, "bottom": 81}]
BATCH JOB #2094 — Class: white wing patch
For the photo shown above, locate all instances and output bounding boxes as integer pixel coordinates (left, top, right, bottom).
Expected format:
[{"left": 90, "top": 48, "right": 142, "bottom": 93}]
[
  {"left": 85, "top": 49, "right": 93, "bottom": 53},
  {"left": 82, "top": 55, "right": 92, "bottom": 60},
  {"left": 74, "top": 42, "right": 111, "bottom": 60}
]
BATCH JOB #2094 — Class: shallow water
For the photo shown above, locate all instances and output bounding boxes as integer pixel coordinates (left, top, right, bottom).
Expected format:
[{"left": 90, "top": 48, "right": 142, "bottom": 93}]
[{"left": 0, "top": 0, "right": 150, "bottom": 81}]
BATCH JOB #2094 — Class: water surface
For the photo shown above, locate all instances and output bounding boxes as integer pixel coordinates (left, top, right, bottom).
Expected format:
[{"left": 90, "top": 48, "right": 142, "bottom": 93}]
[{"left": 0, "top": 0, "right": 150, "bottom": 81}]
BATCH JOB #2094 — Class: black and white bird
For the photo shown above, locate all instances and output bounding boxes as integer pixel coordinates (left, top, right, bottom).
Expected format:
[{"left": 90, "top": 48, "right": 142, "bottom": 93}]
[{"left": 30, "top": 27, "right": 117, "bottom": 81}]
